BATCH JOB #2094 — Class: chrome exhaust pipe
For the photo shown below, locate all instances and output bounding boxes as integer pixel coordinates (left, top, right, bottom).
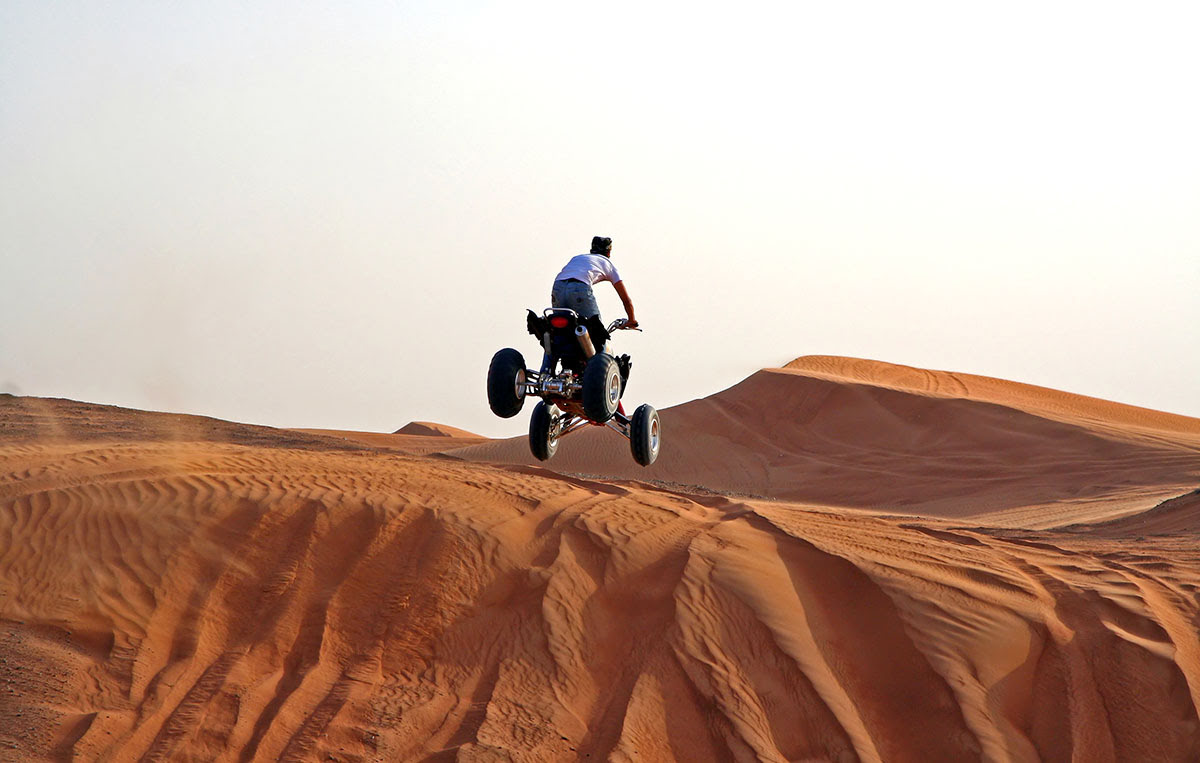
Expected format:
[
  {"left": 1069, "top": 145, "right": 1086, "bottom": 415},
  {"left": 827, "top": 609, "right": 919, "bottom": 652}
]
[{"left": 575, "top": 325, "right": 596, "bottom": 358}]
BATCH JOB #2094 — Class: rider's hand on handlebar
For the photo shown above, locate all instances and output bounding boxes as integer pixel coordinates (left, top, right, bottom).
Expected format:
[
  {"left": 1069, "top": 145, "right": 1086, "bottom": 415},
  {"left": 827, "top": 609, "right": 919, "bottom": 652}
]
[{"left": 625, "top": 318, "right": 639, "bottom": 330}]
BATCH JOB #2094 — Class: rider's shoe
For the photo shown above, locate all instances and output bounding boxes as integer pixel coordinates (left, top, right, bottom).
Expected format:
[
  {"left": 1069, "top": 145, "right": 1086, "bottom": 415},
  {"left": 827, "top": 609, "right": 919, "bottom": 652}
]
[{"left": 617, "top": 354, "right": 632, "bottom": 396}]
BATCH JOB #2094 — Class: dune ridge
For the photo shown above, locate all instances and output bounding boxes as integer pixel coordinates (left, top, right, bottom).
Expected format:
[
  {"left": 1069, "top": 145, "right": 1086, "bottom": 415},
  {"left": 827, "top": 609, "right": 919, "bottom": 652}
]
[
  {"left": 783, "top": 356, "right": 1200, "bottom": 447},
  {"left": 3, "top": 358, "right": 1200, "bottom": 760},
  {"left": 292, "top": 424, "right": 487, "bottom": 456},
  {"left": 3, "top": 432, "right": 1200, "bottom": 760},
  {"left": 452, "top": 357, "right": 1200, "bottom": 528},
  {"left": 393, "top": 422, "right": 481, "bottom": 439}
]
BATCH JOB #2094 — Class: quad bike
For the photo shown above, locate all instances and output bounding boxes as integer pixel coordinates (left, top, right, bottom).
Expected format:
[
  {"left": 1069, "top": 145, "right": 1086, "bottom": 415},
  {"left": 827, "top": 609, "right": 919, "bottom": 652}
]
[{"left": 487, "top": 308, "right": 661, "bottom": 466}]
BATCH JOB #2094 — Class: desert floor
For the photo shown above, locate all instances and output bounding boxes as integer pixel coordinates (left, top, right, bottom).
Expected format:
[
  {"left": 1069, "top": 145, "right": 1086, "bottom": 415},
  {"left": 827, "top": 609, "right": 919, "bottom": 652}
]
[{"left": 2, "top": 356, "right": 1199, "bottom": 761}]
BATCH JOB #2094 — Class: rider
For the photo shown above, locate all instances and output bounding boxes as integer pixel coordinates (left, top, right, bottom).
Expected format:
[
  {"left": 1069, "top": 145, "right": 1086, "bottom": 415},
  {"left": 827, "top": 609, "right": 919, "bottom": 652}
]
[{"left": 550, "top": 237, "right": 638, "bottom": 355}]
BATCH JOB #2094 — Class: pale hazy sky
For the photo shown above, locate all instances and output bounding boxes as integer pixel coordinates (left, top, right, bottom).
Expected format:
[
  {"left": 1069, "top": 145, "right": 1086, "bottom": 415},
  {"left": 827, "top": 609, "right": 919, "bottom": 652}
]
[{"left": 2, "top": 2, "right": 1197, "bottom": 437}]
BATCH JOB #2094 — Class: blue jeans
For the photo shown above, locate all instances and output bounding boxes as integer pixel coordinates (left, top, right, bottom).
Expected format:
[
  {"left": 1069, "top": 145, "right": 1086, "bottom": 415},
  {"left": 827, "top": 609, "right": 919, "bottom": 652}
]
[
  {"left": 551, "top": 279, "right": 600, "bottom": 318},
  {"left": 551, "top": 279, "right": 606, "bottom": 354}
]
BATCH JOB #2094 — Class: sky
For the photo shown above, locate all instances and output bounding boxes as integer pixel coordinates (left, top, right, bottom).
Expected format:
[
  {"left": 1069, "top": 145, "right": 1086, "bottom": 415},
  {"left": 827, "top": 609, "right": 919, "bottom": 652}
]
[{"left": 2, "top": 1, "right": 1197, "bottom": 438}]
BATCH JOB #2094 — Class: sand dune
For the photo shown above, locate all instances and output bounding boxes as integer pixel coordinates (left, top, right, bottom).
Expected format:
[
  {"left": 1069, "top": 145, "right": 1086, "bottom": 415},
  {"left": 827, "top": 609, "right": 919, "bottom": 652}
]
[
  {"left": 393, "top": 422, "right": 481, "bottom": 439},
  {"left": 785, "top": 356, "right": 1200, "bottom": 445},
  {"left": 453, "top": 357, "right": 1200, "bottom": 528},
  {"left": 293, "top": 423, "right": 486, "bottom": 456},
  {"left": 2, "top": 361, "right": 1200, "bottom": 760}
]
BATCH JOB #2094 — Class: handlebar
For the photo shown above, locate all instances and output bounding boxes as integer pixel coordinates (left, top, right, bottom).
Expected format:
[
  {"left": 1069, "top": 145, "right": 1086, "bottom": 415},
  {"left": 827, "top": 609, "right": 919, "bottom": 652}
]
[{"left": 607, "top": 318, "right": 642, "bottom": 333}]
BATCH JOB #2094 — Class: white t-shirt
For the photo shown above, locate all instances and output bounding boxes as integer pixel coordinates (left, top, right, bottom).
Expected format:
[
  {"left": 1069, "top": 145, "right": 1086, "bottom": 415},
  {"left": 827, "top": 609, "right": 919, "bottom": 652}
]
[{"left": 554, "top": 254, "right": 622, "bottom": 286}]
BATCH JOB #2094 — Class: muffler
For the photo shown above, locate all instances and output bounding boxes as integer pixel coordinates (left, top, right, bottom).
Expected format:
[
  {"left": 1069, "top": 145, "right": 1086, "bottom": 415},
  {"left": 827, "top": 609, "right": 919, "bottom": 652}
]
[{"left": 575, "top": 325, "right": 596, "bottom": 358}]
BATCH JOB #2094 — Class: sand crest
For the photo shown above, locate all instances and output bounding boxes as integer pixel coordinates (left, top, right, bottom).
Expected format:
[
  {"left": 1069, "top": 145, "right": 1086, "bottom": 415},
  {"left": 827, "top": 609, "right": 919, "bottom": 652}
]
[
  {"left": 393, "top": 422, "right": 482, "bottom": 439},
  {"left": 453, "top": 356, "right": 1200, "bottom": 527},
  {"left": 2, "top": 360, "right": 1199, "bottom": 761}
]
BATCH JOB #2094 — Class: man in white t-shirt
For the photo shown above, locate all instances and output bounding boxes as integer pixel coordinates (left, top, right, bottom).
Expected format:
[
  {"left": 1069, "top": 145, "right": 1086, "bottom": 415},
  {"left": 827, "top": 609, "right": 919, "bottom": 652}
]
[{"left": 550, "top": 237, "right": 639, "bottom": 345}]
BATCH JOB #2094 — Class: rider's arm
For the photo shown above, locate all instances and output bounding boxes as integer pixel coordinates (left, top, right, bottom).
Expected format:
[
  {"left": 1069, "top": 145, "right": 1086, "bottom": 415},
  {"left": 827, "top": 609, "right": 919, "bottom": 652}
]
[{"left": 613, "top": 280, "right": 638, "bottom": 328}]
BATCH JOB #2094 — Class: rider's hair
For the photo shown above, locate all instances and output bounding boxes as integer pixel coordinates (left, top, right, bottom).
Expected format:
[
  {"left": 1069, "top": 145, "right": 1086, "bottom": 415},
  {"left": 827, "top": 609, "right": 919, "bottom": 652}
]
[{"left": 590, "top": 236, "right": 612, "bottom": 255}]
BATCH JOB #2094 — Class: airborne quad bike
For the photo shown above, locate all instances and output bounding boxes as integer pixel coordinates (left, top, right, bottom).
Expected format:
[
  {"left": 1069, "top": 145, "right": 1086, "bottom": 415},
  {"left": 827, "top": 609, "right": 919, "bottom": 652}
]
[{"left": 487, "top": 308, "right": 661, "bottom": 466}]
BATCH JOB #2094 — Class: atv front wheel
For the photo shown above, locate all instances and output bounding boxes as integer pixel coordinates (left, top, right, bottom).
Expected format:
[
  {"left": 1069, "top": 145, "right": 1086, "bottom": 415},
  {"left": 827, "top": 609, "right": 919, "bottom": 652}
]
[
  {"left": 582, "top": 353, "right": 621, "bottom": 423},
  {"left": 630, "top": 404, "right": 660, "bottom": 466},
  {"left": 487, "top": 348, "right": 527, "bottom": 418},
  {"left": 529, "top": 401, "right": 558, "bottom": 461}
]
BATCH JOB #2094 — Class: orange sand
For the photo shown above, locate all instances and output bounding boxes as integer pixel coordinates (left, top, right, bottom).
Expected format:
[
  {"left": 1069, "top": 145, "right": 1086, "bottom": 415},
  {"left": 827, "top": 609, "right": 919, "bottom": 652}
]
[
  {"left": 1, "top": 358, "right": 1199, "bottom": 761},
  {"left": 455, "top": 357, "right": 1200, "bottom": 527},
  {"left": 293, "top": 422, "right": 487, "bottom": 456}
]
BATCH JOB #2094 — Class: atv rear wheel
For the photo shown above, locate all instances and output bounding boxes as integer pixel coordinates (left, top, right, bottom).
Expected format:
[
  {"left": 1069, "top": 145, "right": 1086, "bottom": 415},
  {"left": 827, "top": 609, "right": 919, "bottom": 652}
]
[
  {"left": 487, "top": 348, "right": 527, "bottom": 418},
  {"left": 582, "top": 353, "right": 621, "bottom": 423},
  {"left": 630, "top": 404, "right": 660, "bottom": 466},
  {"left": 529, "top": 401, "right": 558, "bottom": 461}
]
